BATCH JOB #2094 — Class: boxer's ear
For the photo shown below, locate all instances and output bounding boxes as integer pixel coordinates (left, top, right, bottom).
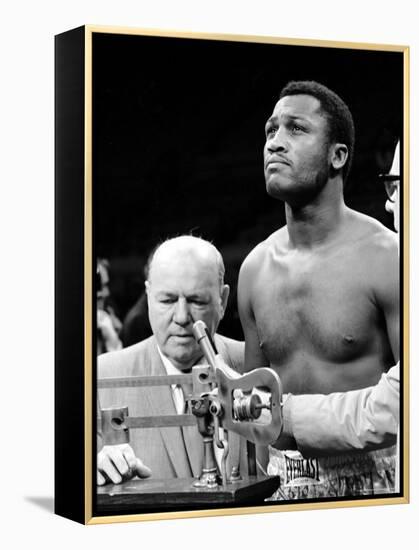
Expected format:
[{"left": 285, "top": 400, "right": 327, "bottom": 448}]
[{"left": 330, "top": 143, "right": 348, "bottom": 171}]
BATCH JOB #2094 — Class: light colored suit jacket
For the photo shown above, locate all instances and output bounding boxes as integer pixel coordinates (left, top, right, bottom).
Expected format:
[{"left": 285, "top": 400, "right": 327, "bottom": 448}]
[
  {"left": 98, "top": 334, "right": 245, "bottom": 479},
  {"left": 283, "top": 363, "right": 399, "bottom": 456}
]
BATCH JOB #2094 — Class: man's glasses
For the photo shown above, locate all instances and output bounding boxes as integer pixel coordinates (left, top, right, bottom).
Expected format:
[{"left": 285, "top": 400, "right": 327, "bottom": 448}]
[{"left": 379, "top": 174, "right": 400, "bottom": 203}]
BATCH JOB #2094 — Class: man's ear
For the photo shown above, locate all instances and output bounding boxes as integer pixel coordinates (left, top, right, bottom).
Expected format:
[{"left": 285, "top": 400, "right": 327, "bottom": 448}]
[
  {"left": 220, "top": 284, "right": 230, "bottom": 318},
  {"left": 145, "top": 280, "right": 150, "bottom": 296},
  {"left": 330, "top": 143, "right": 349, "bottom": 171}
]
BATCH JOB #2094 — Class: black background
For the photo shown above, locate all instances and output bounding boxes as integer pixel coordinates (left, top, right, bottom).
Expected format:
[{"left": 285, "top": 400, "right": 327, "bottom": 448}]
[{"left": 93, "top": 33, "right": 403, "bottom": 340}]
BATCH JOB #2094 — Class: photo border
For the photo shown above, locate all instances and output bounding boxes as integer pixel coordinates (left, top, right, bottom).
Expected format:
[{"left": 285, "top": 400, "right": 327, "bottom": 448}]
[{"left": 56, "top": 24, "right": 410, "bottom": 525}]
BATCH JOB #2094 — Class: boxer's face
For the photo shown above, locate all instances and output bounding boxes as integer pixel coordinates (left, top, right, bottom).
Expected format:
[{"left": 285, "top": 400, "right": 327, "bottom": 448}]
[
  {"left": 264, "top": 94, "right": 334, "bottom": 205},
  {"left": 146, "top": 252, "right": 228, "bottom": 371}
]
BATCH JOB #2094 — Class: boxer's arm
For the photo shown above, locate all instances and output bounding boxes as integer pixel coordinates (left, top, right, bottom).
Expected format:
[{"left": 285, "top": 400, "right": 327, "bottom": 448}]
[
  {"left": 238, "top": 254, "right": 270, "bottom": 372},
  {"left": 372, "top": 233, "right": 400, "bottom": 362},
  {"left": 281, "top": 364, "right": 399, "bottom": 456},
  {"left": 238, "top": 254, "right": 271, "bottom": 471}
]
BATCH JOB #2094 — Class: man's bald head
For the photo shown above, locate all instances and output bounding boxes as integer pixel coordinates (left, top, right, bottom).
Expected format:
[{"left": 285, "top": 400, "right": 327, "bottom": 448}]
[
  {"left": 145, "top": 236, "right": 229, "bottom": 370},
  {"left": 147, "top": 236, "right": 226, "bottom": 290}
]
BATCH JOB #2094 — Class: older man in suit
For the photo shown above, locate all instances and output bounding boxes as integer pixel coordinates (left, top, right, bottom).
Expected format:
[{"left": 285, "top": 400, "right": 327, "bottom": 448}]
[{"left": 97, "top": 236, "right": 244, "bottom": 485}]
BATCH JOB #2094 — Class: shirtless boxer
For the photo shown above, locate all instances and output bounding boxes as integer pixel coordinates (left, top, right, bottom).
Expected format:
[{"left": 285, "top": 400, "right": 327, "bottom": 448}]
[{"left": 238, "top": 81, "right": 399, "bottom": 498}]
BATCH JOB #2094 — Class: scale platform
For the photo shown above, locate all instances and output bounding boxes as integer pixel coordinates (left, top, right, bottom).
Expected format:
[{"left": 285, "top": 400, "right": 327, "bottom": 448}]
[{"left": 96, "top": 475, "right": 281, "bottom": 514}]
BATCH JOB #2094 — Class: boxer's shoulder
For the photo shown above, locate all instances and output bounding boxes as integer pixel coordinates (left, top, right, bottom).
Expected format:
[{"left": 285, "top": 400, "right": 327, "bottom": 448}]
[
  {"left": 346, "top": 208, "right": 397, "bottom": 249},
  {"left": 241, "top": 227, "right": 288, "bottom": 273}
]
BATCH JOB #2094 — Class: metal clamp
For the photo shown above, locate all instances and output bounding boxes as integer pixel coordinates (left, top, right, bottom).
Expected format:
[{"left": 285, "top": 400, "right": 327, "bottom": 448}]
[
  {"left": 193, "top": 319, "right": 283, "bottom": 446},
  {"left": 217, "top": 367, "right": 283, "bottom": 446}
]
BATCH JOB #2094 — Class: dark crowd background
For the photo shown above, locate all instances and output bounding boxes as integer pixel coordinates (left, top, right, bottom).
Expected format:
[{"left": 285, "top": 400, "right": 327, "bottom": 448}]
[{"left": 93, "top": 32, "right": 403, "bottom": 345}]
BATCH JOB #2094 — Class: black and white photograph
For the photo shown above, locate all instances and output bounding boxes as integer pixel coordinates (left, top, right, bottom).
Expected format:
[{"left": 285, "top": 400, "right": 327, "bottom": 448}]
[
  {"left": 88, "top": 27, "right": 407, "bottom": 520},
  {"left": 5, "top": 0, "right": 419, "bottom": 545}
]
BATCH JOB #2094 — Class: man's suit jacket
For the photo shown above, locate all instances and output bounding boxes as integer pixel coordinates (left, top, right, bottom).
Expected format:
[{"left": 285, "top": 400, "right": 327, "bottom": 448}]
[{"left": 98, "top": 334, "right": 246, "bottom": 479}]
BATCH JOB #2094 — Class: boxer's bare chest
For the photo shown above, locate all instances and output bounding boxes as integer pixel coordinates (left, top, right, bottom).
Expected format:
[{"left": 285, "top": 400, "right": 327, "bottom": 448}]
[{"left": 252, "top": 242, "right": 380, "bottom": 367}]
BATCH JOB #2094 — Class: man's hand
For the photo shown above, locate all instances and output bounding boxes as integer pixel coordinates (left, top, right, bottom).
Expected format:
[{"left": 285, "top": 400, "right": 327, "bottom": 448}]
[{"left": 97, "top": 443, "right": 152, "bottom": 486}]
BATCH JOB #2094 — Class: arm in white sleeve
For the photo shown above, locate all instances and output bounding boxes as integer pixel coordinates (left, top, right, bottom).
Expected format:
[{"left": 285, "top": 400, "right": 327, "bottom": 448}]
[{"left": 282, "top": 363, "right": 399, "bottom": 456}]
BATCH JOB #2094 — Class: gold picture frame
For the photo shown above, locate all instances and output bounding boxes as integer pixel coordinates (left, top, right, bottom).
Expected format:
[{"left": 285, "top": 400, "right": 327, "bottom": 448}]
[{"left": 55, "top": 25, "right": 409, "bottom": 524}]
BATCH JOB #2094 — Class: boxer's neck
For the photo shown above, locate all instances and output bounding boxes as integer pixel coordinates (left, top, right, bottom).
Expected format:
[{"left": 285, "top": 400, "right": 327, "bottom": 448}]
[{"left": 285, "top": 183, "right": 347, "bottom": 249}]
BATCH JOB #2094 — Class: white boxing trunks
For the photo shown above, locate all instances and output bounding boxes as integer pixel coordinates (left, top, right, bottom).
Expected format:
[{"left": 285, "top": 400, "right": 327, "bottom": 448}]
[{"left": 267, "top": 445, "right": 397, "bottom": 500}]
